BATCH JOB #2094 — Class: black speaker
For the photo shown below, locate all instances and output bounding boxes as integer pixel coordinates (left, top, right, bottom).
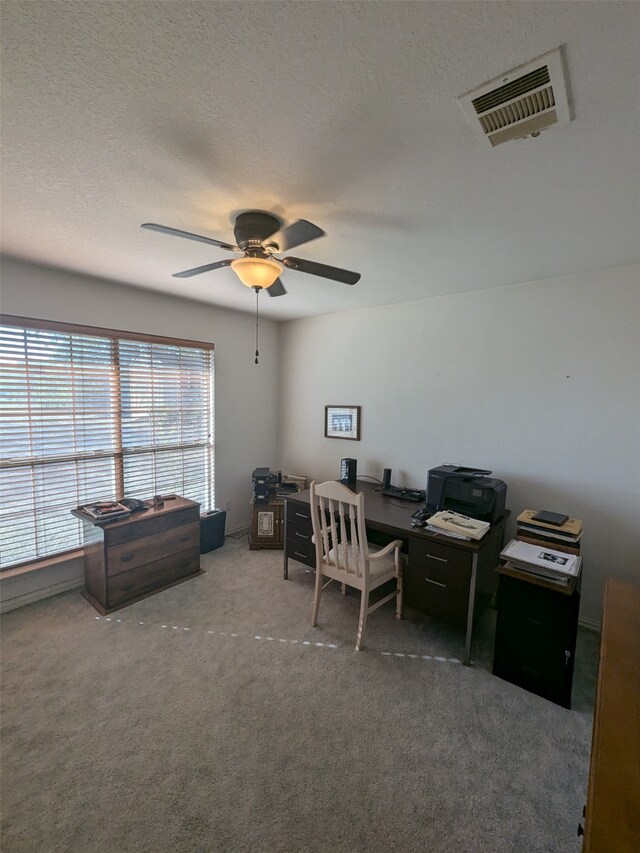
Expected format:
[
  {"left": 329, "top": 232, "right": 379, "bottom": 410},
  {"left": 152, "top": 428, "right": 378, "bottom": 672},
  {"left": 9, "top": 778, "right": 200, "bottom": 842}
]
[
  {"left": 382, "top": 468, "right": 392, "bottom": 489},
  {"left": 340, "top": 458, "right": 357, "bottom": 487}
]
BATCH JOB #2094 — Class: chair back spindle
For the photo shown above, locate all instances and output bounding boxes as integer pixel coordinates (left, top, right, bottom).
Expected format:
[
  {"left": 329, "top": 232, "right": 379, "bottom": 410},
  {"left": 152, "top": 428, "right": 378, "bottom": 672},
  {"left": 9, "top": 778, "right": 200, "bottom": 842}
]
[{"left": 309, "top": 480, "right": 403, "bottom": 650}]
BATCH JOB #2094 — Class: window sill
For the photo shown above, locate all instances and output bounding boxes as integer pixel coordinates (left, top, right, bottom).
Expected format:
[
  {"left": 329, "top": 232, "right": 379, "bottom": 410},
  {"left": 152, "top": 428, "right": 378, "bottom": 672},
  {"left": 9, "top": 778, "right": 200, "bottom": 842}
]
[{"left": 1, "top": 549, "right": 84, "bottom": 580}]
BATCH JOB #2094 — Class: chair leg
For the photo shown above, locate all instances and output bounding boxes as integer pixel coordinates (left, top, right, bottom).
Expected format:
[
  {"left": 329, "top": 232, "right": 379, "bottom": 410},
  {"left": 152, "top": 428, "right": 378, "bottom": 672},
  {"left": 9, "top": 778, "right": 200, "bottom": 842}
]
[
  {"left": 395, "top": 560, "right": 404, "bottom": 620},
  {"left": 356, "top": 589, "right": 368, "bottom": 651},
  {"left": 311, "top": 568, "right": 323, "bottom": 627}
]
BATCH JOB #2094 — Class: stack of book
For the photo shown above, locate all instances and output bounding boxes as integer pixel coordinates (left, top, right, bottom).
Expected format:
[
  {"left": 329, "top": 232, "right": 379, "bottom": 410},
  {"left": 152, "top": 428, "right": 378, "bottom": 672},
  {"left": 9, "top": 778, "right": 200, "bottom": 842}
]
[
  {"left": 276, "top": 474, "right": 307, "bottom": 499},
  {"left": 500, "top": 538, "right": 582, "bottom": 588},
  {"left": 425, "top": 510, "right": 490, "bottom": 541},
  {"left": 516, "top": 509, "right": 582, "bottom": 554},
  {"left": 276, "top": 482, "right": 300, "bottom": 499}
]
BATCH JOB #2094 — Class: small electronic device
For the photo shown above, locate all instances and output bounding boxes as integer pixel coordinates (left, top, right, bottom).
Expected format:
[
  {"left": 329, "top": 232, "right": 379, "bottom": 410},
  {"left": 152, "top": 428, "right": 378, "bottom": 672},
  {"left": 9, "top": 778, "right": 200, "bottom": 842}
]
[
  {"left": 121, "top": 498, "right": 147, "bottom": 513},
  {"left": 151, "top": 494, "right": 177, "bottom": 507},
  {"left": 340, "top": 458, "right": 357, "bottom": 487},
  {"left": 380, "top": 466, "right": 425, "bottom": 501},
  {"left": 382, "top": 486, "right": 426, "bottom": 502},
  {"left": 410, "top": 508, "right": 431, "bottom": 527},
  {"left": 531, "top": 510, "right": 569, "bottom": 526}
]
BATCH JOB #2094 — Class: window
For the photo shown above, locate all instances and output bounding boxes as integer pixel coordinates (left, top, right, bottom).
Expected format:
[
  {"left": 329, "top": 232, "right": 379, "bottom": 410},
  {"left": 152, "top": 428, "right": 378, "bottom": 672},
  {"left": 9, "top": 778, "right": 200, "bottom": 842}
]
[{"left": 0, "top": 317, "right": 214, "bottom": 570}]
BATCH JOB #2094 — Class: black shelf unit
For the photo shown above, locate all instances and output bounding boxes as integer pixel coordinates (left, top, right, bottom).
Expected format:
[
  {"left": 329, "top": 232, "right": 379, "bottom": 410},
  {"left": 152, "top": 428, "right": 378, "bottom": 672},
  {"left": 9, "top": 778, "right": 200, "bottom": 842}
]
[{"left": 492, "top": 571, "right": 580, "bottom": 709}]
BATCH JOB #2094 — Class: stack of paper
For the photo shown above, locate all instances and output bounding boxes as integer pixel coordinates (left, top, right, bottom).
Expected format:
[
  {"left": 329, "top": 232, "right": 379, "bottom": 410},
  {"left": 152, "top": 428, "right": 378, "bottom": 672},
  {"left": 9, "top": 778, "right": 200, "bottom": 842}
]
[
  {"left": 516, "top": 509, "right": 582, "bottom": 550},
  {"left": 500, "top": 539, "right": 582, "bottom": 583},
  {"left": 78, "top": 501, "right": 131, "bottom": 521},
  {"left": 426, "top": 510, "right": 490, "bottom": 540}
]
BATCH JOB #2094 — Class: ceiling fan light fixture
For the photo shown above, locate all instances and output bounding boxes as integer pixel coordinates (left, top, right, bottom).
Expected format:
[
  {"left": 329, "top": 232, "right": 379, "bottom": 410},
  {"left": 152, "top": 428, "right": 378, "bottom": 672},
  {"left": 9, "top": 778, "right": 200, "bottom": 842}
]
[{"left": 230, "top": 257, "right": 283, "bottom": 289}]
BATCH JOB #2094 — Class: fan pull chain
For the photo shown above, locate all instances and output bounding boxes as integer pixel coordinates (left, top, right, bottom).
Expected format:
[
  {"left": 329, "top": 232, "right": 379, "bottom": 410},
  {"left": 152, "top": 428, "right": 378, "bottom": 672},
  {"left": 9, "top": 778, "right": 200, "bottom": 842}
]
[{"left": 254, "top": 286, "right": 260, "bottom": 365}]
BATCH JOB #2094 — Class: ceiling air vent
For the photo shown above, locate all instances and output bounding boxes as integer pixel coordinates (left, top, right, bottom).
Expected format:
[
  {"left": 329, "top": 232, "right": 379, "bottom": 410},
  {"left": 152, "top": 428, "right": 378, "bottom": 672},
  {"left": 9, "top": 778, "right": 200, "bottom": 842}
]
[{"left": 458, "top": 48, "right": 571, "bottom": 148}]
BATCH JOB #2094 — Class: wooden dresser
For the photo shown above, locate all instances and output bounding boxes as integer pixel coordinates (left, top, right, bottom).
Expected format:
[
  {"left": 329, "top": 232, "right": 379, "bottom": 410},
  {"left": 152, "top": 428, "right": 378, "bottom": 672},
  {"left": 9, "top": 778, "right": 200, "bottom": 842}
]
[
  {"left": 75, "top": 496, "right": 202, "bottom": 614},
  {"left": 582, "top": 579, "right": 640, "bottom": 851}
]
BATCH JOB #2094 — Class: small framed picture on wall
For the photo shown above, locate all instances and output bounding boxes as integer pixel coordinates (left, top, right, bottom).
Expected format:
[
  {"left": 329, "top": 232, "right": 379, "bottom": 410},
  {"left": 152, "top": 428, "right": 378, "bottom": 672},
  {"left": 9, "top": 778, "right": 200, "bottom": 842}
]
[{"left": 324, "top": 405, "right": 361, "bottom": 441}]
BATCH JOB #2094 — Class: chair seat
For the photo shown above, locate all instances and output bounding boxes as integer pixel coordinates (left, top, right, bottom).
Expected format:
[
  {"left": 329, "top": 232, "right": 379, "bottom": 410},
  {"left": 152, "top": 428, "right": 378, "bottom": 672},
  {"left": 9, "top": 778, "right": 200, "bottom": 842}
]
[{"left": 327, "top": 543, "right": 397, "bottom": 579}]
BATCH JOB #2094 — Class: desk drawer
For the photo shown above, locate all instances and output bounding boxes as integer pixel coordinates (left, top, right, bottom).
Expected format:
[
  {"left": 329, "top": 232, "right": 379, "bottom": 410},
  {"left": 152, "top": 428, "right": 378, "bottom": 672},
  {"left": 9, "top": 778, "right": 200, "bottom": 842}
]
[
  {"left": 406, "top": 539, "right": 472, "bottom": 627},
  {"left": 287, "top": 504, "right": 313, "bottom": 536},
  {"left": 285, "top": 502, "right": 315, "bottom": 568},
  {"left": 287, "top": 524, "right": 313, "bottom": 548},
  {"left": 107, "top": 522, "right": 200, "bottom": 576},
  {"left": 107, "top": 547, "right": 200, "bottom": 607},
  {"left": 410, "top": 539, "right": 471, "bottom": 573},
  {"left": 287, "top": 537, "right": 316, "bottom": 568}
]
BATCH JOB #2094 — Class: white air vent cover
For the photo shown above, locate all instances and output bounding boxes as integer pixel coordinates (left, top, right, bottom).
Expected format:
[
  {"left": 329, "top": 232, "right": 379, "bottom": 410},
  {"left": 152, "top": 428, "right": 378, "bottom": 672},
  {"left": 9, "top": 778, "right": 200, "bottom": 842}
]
[{"left": 458, "top": 48, "right": 571, "bottom": 148}]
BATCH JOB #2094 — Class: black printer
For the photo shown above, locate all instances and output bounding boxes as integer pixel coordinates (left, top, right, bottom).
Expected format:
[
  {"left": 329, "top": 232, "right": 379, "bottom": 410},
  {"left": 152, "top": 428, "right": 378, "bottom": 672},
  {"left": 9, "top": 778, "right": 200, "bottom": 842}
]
[{"left": 426, "top": 465, "right": 507, "bottom": 523}]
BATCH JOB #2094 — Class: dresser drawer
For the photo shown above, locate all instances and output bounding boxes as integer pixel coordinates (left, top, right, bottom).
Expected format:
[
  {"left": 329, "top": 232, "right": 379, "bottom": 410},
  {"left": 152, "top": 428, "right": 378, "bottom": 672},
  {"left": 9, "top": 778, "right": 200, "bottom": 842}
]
[
  {"left": 107, "top": 547, "right": 200, "bottom": 607},
  {"left": 105, "top": 506, "right": 200, "bottom": 547},
  {"left": 107, "top": 522, "right": 200, "bottom": 576},
  {"left": 406, "top": 538, "right": 472, "bottom": 626}
]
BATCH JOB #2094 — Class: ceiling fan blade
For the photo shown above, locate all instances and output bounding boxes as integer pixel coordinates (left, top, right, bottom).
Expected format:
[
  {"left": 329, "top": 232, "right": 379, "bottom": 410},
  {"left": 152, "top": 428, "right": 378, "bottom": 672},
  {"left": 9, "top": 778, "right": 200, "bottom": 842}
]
[
  {"left": 141, "top": 223, "right": 238, "bottom": 252},
  {"left": 282, "top": 256, "right": 360, "bottom": 285},
  {"left": 266, "top": 278, "right": 287, "bottom": 297},
  {"left": 264, "top": 219, "right": 325, "bottom": 252},
  {"left": 173, "top": 259, "right": 232, "bottom": 278}
]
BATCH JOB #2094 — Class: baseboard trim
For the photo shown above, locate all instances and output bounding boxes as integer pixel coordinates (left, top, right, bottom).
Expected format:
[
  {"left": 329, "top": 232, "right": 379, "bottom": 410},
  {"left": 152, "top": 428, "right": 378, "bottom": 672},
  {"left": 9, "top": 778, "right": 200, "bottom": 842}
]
[
  {"left": 0, "top": 577, "right": 83, "bottom": 614},
  {"left": 1, "top": 526, "right": 252, "bottom": 614},
  {"left": 1, "top": 536, "right": 601, "bottom": 632},
  {"left": 225, "top": 524, "right": 250, "bottom": 538},
  {"left": 579, "top": 615, "right": 601, "bottom": 633}
]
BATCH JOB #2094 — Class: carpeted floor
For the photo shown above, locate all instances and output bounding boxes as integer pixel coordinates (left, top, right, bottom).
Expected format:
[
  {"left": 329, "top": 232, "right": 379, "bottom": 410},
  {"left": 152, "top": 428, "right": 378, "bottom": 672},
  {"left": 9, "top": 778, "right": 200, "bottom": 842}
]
[{"left": 1, "top": 536, "right": 599, "bottom": 853}]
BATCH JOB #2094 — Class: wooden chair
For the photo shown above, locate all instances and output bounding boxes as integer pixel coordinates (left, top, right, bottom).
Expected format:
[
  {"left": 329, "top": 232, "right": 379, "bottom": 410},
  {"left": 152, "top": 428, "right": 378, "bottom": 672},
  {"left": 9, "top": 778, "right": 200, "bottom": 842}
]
[{"left": 309, "top": 480, "right": 403, "bottom": 650}]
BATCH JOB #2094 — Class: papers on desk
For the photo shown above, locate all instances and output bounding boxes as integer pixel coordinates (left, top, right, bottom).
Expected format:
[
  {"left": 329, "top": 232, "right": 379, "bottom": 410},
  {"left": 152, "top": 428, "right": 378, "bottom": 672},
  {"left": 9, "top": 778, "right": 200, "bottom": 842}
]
[
  {"left": 500, "top": 539, "right": 582, "bottom": 581},
  {"left": 424, "top": 524, "right": 471, "bottom": 540},
  {"left": 427, "top": 510, "right": 491, "bottom": 540}
]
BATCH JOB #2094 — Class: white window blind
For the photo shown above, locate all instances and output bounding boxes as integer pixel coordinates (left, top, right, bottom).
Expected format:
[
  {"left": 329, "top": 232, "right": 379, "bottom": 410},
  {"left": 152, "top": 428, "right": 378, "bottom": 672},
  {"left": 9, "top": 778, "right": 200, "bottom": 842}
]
[{"left": 0, "top": 320, "right": 214, "bottom": 570}]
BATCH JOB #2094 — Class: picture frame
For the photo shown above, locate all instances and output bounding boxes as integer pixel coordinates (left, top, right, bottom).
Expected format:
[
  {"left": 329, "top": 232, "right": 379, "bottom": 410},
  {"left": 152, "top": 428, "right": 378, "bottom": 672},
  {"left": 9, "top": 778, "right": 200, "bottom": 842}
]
[{"left": 324, "top": 405, "right": 361, "bottom": 441}]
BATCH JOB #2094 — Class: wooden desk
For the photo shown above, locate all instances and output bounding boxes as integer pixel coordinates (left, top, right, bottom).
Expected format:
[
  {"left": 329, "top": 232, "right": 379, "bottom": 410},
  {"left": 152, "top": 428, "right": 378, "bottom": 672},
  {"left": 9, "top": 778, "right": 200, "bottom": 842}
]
[
  {"left": 582, "top": 579, "right": 640, "bottom": 851},
  {"left": 73, "top": 496, "right": 202, "bottom": 614},
  {"left": 284, "top": 480, "right": 506, "bottom": 665}
]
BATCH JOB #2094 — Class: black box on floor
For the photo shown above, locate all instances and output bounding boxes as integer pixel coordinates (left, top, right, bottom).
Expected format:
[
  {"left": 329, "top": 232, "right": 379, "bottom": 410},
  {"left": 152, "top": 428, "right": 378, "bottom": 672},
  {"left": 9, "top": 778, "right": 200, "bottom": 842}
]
[{"left": 200, "top": 509, "right": 226, "bottom": 553}]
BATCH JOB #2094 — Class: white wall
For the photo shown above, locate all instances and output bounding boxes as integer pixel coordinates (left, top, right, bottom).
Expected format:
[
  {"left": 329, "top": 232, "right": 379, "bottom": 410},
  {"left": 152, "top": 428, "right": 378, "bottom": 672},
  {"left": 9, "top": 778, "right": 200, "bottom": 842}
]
[
  {"left": 0, "top": 256, "right": 280, "bottom": 608},
  {"left": 278, "top": 265, "right": 640, "bottom": 627},
  {"left": 2, "top": 258, "right": 639, "bottom": 625}
]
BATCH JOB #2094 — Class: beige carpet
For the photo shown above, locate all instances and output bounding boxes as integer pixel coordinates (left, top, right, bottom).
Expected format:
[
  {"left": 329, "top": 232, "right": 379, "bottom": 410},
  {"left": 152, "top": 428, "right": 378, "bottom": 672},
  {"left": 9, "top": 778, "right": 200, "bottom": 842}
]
[{"left": 1, "top": 536, "right": 598, "bottom": 853}]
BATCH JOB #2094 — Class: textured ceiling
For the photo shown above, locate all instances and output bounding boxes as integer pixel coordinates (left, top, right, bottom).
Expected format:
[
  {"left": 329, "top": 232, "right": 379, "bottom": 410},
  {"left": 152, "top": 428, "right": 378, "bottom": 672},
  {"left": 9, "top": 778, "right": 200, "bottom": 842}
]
[{"left": 1, "top": 1, "right": 639, "bottom": 321}]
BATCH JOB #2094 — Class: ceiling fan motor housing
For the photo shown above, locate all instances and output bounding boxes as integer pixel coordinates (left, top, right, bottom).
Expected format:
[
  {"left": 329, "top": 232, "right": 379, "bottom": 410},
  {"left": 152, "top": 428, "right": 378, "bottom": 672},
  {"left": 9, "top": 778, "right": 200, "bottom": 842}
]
[
  {"left": 142, "top": 211, "right": 359, "bottom": 290},
  {"left": 233, "top": 211, "right": 281, "bottom": 251}
]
